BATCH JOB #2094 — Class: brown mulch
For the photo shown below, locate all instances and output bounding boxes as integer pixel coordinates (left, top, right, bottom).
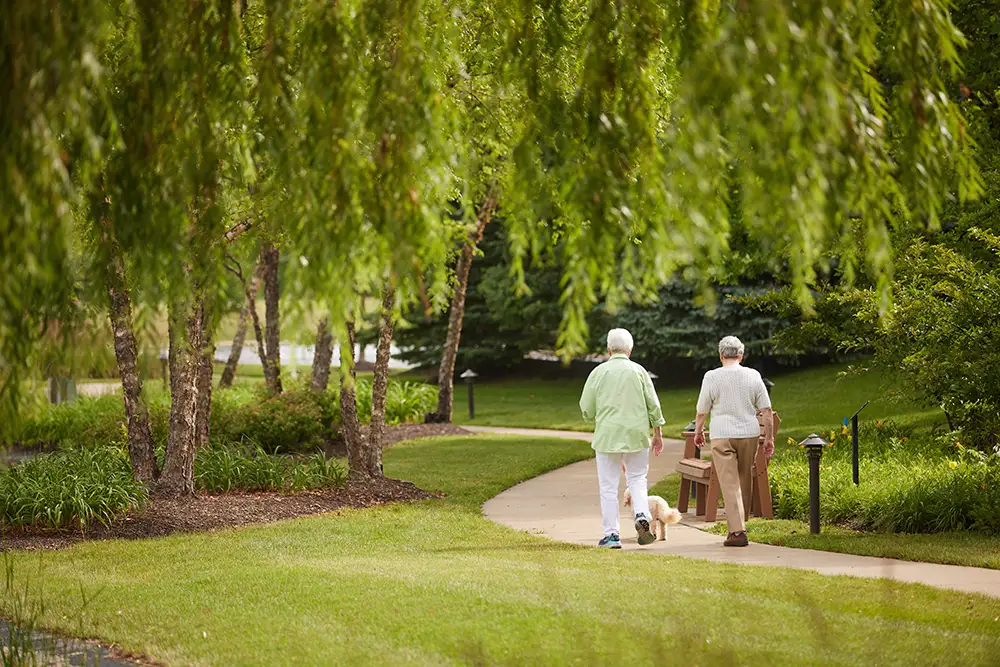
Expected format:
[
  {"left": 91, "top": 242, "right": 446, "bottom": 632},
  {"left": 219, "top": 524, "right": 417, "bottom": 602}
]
[
  {"left": 382, "top": 422, "right": 471, "bottom": 445},
  {"left": 1, "top": 422, "right": 471, "bottom": 552},
  {"left": 322, "top": 422, "right": 471, "bottom": 456},
  {"left": 2, "top": 477, "right": 437, "bottom": 552}
]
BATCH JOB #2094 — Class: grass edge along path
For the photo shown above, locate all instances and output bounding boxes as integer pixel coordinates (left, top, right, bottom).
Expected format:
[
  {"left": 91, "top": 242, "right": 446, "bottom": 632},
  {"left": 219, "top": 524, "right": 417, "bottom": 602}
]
[
  {"left": 649, "top": 466, "right": 1000, "bottom": 572},
  {"left": 3, "top": 435, "right": 1000, "bottom": 666},
  {"left": 706, "top": 517, "right": 1000, "bottom": 570}
]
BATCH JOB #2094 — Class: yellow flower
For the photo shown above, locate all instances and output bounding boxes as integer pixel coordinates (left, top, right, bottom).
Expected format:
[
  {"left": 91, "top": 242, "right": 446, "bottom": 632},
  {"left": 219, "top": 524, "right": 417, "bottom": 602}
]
[
  {"left": 787, "top": 437, "right": 795, "bottom": 445},
  {"left": 949, "top": 461, "right": 958, "bottom": 470}
]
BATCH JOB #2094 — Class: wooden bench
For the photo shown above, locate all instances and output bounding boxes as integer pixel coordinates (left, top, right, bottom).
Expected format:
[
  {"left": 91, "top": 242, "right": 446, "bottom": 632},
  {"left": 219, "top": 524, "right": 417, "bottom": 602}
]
[{"left": 675, "top": 412, "right": 780, "bottom": 522}]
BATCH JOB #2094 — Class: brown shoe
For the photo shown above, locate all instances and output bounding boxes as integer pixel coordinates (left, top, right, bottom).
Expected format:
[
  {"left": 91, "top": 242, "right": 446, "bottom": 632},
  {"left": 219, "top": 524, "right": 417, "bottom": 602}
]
[{"left": 724, "top": 531, "right": 749, "bottom": 547}]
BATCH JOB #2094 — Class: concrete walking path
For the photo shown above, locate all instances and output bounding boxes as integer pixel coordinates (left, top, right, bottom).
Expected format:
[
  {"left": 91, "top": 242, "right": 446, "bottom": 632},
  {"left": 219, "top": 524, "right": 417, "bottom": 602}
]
[{"left": 472, "top": 426, "right": 1000, "bottom": 599}]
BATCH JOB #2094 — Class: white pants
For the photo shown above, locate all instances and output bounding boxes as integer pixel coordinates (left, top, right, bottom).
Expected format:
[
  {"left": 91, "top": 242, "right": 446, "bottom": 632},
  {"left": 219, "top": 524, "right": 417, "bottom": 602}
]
[{"left": 596, "top": 449, "right": 650, "bottom": 537}]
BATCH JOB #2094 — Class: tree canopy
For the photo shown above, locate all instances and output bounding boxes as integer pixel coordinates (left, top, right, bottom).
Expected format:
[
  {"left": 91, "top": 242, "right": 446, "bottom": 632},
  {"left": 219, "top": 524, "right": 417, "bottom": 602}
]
[{"left": 1, "top": 0, "right": 984, "bottom": 412}]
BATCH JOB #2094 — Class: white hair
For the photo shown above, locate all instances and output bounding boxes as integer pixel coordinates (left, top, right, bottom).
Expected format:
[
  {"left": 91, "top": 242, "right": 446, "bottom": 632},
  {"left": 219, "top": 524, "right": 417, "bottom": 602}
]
[
  {"left": 719, "top": 335, "right": 745, "bottom": 359},
  {"left": 607, "top": 328, "right": 634, "bottom": 354}
]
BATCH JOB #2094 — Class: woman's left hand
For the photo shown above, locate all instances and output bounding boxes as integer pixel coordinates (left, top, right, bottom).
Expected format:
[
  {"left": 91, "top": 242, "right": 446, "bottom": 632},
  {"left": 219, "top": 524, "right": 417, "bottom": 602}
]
[{"left": 763, "top": 438, "right": 775, "bottom": 460}]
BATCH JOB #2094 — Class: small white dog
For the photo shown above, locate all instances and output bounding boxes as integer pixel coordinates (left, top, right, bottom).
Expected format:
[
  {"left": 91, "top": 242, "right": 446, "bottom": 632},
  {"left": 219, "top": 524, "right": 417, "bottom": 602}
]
[{"left": 624, "top": 489, "right": 682, "bottom": 541}]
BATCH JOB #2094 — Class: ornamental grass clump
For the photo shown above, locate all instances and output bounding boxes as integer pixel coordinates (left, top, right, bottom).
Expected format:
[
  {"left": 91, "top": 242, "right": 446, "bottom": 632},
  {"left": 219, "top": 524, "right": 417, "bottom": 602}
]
[
  {"left": 195, "top": 443, "right": 347, "bottom": 494},
  {"left": 0, "top": 447, "right": 148, "bottom": 530}
]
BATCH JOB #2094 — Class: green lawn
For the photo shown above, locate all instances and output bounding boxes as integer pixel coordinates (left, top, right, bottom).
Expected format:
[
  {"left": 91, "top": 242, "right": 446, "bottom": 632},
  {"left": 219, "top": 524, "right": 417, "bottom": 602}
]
[
  {"left": 5, "top": 435, "right": 1000, "bottom": 666},
  {"left": 707, "top": 519, "right": 1000, "bottom": 570},
  {"left": 454, "top": 364, "right": 947, "bottom": 439}
]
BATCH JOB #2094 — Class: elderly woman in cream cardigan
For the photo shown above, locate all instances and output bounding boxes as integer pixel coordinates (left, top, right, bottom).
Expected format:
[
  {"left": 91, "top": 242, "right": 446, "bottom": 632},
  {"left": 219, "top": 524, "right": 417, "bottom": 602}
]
[{"left": 692, "top": 336, "right": 774, "bottom": 547}]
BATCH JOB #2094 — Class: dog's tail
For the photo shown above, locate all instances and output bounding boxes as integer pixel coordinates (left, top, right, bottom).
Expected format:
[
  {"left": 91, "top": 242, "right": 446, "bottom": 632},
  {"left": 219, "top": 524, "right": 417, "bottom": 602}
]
[{"left": 664, "top": 508, "right": 682, "bottom": 525}]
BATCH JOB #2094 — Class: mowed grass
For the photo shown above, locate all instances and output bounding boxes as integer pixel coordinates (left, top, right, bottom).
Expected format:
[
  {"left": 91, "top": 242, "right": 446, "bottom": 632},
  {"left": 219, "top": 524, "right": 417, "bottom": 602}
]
[
  {"left": 707, "top": 519, "right": 1000, "bottom": 571},
  {"left": 454, "top": 363, "right": 947, "bottom": 439},
  {"left": 5, "top": 436, "right": 1000, "bottom": 666}
]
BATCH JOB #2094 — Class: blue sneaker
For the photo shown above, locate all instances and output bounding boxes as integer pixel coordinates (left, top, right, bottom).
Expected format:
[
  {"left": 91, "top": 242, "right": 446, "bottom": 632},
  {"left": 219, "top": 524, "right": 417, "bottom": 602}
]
[
  {"left": 634, "top": 513, "right": 655, "bottom": 546},
  {"left": 598, "top": 534, "right": 622, "bottom": 549}
]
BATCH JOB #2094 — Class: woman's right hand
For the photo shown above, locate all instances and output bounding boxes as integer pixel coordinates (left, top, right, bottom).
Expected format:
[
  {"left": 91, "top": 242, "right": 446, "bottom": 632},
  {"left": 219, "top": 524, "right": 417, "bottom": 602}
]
[{"left": 694, "top": 431, "right": 706, "bottom": 447}]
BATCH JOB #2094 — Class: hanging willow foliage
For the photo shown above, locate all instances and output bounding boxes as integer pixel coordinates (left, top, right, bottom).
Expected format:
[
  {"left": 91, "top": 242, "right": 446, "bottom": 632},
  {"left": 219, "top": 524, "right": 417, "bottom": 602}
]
[{"left": 0, "top": 0, "right": 984, "bottom": 413}]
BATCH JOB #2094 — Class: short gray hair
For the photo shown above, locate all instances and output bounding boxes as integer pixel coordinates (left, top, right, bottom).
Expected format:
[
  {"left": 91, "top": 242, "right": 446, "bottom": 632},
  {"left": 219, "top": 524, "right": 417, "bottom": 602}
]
[
  {"left": 718, "top": 335, "right": 745, "bottom": 359},
  {"left": 607, "top": 328, "right": 634, "bottom": 354}
]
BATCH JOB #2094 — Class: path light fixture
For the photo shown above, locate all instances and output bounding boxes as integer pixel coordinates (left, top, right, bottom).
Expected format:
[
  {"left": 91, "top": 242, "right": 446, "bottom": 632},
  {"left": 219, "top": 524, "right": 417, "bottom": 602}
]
[
  {"left": 800, "top": 433, "right": 828, "bottom": 534},
  {"left": 648, "top": 371, "right": 658, "bottom": 385},
  {"left": 460, "top": 369, "right": 479, "bottom": 420},
  {"left": 763, "top": 377, "right": 775, "bottom": 396}
]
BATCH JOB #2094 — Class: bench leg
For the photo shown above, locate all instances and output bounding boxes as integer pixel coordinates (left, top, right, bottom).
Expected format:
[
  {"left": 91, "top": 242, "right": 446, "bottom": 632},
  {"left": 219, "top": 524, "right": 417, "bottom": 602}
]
[
  {"left": 678, "top": 478, "right": 691, "bottom": 513},
  {"left": 695, "top": 481, "right": 707, "bottom": 516},
  {"left": 705, "top": 465, "right": 720, "bottom": 523}
]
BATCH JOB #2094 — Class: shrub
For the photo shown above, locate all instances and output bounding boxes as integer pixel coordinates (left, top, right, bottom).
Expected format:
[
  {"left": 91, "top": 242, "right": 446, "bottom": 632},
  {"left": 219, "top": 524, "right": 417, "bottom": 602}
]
[
  {"left": 768, "top": 430, "right": 1000, "bottom": 534},
  {"left": 6, "top": 378, "right": 437, "bottom": 455},
  {"left": 335, "top": 379, "right": 436, "bottom": 426},
  {"left": 195, "top": 443, "right": 347, "bottom": 493},
  {"left": 0, "top": 446, "right": 149, "bottom": 529},
  {"left": 384, "top": 381, "right": 438, "bottom": 424},
  {"left": 6, "top": 395, "right": 126, "bottom": 449},
  {"left": 223, "top": 390, "right": 333, "bottom": 454}
]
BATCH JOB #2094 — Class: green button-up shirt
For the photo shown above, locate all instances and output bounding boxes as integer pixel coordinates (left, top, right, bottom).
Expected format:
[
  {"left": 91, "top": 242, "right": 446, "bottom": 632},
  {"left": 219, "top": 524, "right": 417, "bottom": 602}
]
[{"left": 580, "top": 354, "right": 665, "bottom": 453}]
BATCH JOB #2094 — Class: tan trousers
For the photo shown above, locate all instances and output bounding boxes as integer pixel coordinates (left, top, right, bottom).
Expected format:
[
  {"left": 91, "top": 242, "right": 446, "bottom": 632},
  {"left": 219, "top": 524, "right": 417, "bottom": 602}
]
[{"left": 710, "top": 437, "right": 759, "bottom": 534}]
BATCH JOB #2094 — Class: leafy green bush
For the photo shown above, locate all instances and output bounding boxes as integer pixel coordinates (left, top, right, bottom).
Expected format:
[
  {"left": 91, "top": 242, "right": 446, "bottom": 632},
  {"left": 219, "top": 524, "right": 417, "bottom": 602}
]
[
  {"left": 221, "top": 390, "right": 333, "bottom": 454},
  {"left": 769, "top": 424, "right": 1000, "bottom": 534},
  {"left": 0, "top": 447, "right": 149, "bottom": 529},
  {"left": 755, "top": 231, "right": 1000, "bottom": 451},
  {"left": 195, "top": 443, "right": 347, "bottom": 493},
  {"left": 6, "top": 395, "right": 126, "bottom": 449},
  {"left": 350, "top": 380, "right": 437, "bottom": 425},
  {"left": 6, "top": 379, "right": 437, "bottom": 456}
]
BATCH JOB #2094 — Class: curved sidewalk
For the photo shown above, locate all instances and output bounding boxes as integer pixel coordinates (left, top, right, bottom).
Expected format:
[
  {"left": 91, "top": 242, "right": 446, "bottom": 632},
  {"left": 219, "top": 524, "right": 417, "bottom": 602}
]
[{"left": 471, "top": 426, "right": 1000, "bottom": 599}]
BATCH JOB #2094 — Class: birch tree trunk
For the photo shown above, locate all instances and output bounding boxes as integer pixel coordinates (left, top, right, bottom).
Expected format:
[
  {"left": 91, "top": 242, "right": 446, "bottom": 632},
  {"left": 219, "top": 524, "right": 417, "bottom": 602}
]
[
  {"left": 194, "top": 300, "right": 215, "bottom": 449},
  {"left": 311, "top": 317, "right": 334, "bottom": 392},
  {"left": 340, "top": 320, "right": 369, "bottom": 480},
  {"left": 157, "top": 302, "right": 202, "bottom": 496},
  {"left": 433, "top": 198, "right": 496, "bottom": 422},
  {"left": 261, "top": 242, "right": 282, "bottom": 393},
  {"left": 100, "top": 215, "right": 158, "bottom": 485},
  {"left": 219, "top": 265, "right": 261, "bottom": 389},
  {"left": 366, "top": 288, "right": 395, "bottom": 473}
]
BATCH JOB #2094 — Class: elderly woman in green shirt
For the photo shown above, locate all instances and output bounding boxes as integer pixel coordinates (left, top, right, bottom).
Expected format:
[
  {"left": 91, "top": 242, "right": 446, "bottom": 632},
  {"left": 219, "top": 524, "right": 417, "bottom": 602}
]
[{"left": 580, "top": 328, "right": 665, "bottom": 548}]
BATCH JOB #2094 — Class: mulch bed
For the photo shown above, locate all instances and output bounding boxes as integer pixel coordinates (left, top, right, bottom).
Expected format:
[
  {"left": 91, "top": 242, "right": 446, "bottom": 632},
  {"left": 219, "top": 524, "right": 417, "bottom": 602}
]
[
  {"left": 322, "top": 422, "right": 471, "bottom": 456},
  {"left": 2, "top": 477, "right": 437, "bottom": 552},
  {"left": 382, "top": 422, "right": 471, "bottom": 445},
  {"left": 2, "top": 424, "right": 473, "bottom": 552}
]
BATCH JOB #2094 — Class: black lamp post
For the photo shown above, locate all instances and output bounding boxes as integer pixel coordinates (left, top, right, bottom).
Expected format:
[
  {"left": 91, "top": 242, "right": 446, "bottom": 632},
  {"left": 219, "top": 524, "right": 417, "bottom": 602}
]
[
  {"left": 460, "top": 369, "right": 479, "bottom": 420},
  {"left": 800, "top": 433, "right": 828, "bottom": 534},
  {"left": 850, "top": 400, "right": 870, "bottom": 485}
]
